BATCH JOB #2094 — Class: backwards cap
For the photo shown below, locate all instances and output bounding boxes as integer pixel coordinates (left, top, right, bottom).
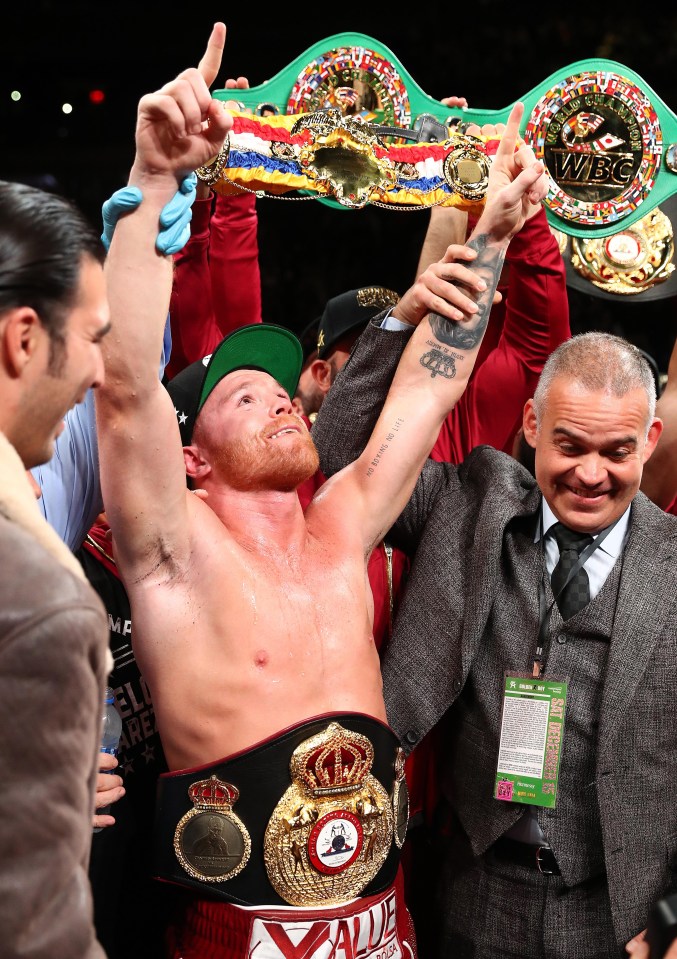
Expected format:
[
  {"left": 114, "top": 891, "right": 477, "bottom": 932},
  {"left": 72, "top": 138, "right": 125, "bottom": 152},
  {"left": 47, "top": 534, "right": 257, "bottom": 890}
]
[{"left": 165, "top": 323, "right": 303, "bottom": 446}]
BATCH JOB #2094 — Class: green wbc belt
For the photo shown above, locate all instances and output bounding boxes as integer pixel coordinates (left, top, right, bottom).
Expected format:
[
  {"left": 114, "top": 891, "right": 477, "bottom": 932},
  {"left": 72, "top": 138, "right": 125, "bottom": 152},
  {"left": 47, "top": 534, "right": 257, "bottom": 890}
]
[{"left": 202, "top": 32, "right": 677, "bottom": 237}]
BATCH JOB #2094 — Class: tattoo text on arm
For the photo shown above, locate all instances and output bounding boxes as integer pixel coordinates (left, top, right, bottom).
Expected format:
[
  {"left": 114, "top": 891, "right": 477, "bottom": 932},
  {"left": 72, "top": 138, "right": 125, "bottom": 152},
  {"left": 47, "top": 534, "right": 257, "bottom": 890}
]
[
  {"left": 420, "top": 341, "right": 465, "bottom": 380},
  {"left": 365, "top": 416, "right": 405, "bottom": 477}
]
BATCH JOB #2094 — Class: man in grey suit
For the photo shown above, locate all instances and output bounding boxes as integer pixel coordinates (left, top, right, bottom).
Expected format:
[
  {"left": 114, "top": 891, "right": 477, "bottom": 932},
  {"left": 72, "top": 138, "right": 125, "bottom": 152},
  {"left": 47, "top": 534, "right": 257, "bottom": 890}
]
[{"left": 312, "top": 190, "right": 676, "bottom": 954}]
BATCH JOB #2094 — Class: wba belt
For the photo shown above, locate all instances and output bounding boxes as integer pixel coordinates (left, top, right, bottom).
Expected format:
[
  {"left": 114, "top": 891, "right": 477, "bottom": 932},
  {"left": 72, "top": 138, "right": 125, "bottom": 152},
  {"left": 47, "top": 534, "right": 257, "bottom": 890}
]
[{"left": 153, "top": 713, "right": 409, "bottom": 908}]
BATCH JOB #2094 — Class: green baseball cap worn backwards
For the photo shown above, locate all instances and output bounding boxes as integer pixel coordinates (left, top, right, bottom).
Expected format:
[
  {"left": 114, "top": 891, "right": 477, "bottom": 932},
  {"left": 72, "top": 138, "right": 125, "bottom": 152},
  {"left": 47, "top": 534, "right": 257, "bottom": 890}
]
[{"left": 166, "top": 323, "right": 303, "bottom": 447}]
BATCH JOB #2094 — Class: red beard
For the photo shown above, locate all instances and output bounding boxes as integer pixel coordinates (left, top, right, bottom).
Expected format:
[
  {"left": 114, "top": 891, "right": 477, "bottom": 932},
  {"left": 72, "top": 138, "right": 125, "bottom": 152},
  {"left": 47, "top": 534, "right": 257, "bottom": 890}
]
[{"left": 212, "top": 418, "right": 320, "bottom": 492}]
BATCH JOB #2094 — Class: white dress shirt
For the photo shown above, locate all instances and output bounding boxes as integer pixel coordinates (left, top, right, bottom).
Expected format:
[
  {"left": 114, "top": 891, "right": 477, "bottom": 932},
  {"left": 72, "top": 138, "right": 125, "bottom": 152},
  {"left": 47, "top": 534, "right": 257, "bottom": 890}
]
[{"left": 537, "top": 498, "right": 631, "bottom": 599}]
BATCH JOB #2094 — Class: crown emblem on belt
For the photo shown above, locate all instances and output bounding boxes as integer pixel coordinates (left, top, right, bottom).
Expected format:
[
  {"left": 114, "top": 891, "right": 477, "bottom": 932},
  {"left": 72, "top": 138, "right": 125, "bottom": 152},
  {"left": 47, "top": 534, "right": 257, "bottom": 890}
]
[
  {"left": 292, "top": 722, "right": 374, "bottom": 796},
  {"left": 188, "top": 775, "right": 239, "bottom": 809},
  {"left": 174, "top": 775, "right": 251, "bottom": 883},
  {"left": 265, "top": 721, "right": 395, "bottom": 906}
]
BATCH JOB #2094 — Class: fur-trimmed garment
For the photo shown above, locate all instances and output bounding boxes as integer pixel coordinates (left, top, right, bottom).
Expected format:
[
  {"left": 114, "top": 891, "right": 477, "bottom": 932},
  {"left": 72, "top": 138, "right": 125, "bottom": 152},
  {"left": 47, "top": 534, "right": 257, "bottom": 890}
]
[
  {"left": 0, "top": 431, "right": 90, "bottom": 582},
  {"left": 0, "top": 430, "right": 109, "bottom": 959}
]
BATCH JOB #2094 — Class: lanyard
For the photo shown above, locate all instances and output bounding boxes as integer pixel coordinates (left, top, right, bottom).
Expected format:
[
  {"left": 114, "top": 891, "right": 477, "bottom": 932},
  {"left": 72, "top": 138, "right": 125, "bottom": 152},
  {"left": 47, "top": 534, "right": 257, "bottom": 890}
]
[{"left": 532, "top": 508, "right": 621, "bottom": 678}]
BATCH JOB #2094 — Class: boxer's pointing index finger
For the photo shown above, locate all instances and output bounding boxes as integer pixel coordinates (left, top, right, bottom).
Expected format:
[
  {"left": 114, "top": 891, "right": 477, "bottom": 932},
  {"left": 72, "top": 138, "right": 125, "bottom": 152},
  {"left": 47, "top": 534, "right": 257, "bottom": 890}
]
[
  {"left": 496, "top": 101, "right": 524, "bottom": 161},
  {"left": 197, "top": 22, "right": 226, "bottom": 88}
]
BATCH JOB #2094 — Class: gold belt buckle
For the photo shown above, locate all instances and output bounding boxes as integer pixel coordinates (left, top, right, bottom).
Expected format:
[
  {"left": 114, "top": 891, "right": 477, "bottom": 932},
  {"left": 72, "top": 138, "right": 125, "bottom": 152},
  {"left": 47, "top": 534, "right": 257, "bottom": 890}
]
[
  {"left": 264, "top": 722, "right": 395, "bottom": 906},
  {"left": 536, "top": 845, "right": 556, "bottom": 876}
]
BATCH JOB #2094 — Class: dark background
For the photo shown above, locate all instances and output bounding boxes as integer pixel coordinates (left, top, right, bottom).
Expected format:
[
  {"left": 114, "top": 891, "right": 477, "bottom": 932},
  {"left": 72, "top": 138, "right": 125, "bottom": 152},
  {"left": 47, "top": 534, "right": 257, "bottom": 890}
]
[{"left": 2, "top": 5, "right": 676, "bottom": 370}]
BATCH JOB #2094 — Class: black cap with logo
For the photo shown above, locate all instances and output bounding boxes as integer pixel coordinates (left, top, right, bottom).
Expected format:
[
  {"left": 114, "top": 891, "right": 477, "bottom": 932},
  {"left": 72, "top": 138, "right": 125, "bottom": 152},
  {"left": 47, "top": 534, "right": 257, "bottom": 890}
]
[{"left": 317, "top": 287, "right": 400, "bottom": 359}]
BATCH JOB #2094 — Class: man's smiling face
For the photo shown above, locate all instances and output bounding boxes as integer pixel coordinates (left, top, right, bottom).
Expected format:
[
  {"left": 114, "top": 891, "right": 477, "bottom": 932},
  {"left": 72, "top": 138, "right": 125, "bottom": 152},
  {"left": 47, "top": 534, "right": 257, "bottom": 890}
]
[
  {"left": 523, "top": 376, "right": 662, "bottom": 534},
  {"left": 192, "top": 368, "right": 319, "bottom": 492}
]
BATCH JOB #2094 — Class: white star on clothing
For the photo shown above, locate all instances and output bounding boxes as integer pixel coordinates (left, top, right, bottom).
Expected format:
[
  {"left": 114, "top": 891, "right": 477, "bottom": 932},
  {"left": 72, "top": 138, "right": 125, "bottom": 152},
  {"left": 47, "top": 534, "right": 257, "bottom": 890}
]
[{"left": 178, "top": 412, "right": 188, "bottom": 425}]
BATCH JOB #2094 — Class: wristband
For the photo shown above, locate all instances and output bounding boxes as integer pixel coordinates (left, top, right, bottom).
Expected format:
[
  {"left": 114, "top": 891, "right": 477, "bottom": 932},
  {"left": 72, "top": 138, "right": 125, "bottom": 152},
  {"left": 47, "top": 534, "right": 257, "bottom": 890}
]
[{"left": 156, "top": 173, "right": 197, "bottom": 255}]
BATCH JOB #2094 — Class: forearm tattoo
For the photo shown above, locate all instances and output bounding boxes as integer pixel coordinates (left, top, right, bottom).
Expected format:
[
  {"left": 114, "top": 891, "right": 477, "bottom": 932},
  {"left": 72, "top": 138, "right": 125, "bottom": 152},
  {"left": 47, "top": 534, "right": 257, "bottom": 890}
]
[{"left": 427, "top": 233, "right": 506, "bottom": 354}]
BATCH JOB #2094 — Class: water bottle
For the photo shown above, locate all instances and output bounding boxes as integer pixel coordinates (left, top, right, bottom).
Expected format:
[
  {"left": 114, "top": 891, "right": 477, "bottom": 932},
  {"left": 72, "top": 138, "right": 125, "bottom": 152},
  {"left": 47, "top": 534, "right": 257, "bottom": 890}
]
[{"left": 93, "top": 686, "right": 123, "bottom": 832}]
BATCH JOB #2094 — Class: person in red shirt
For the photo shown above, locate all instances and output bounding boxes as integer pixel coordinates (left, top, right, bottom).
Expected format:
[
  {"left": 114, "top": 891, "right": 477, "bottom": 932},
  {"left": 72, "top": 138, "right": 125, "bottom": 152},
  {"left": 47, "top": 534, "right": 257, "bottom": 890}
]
[
  {"left": 413, "top": 115, "right": 571, "bottom": 463},
  {"left": 639, "top": 331, "right": 677, "bottom": 515},
  {"left": 166, "top": 183, "right": 262, "bottom": 380},
  {"left": 429, "top": 200, "right": 570, "bottom": 461}
]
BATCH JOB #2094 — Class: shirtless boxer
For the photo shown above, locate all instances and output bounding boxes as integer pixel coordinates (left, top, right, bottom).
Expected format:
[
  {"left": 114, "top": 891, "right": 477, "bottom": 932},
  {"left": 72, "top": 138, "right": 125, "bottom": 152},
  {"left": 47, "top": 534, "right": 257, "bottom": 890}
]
[{"left": 96, "top": 23, "right": 547, "bottom": 959}]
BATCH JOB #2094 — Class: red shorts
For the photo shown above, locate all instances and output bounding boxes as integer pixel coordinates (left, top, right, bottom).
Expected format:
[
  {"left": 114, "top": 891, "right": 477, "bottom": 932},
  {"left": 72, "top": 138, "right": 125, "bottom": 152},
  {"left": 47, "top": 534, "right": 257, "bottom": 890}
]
[{"left": 165, "top": 866, "right": 417, "bottom": 959}]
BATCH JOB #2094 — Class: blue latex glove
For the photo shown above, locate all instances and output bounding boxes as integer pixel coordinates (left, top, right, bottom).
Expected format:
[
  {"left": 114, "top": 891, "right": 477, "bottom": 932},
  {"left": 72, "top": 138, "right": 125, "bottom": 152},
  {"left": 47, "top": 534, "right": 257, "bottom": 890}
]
[
  {"left": 100, "top": 173, "right": 197, "bottom": 255},
  {"left": 100, "top": 186, "right": 142, "bottom": 252},
  {"left": 156, "top": 172, "right": 197, "bottom": 255}
]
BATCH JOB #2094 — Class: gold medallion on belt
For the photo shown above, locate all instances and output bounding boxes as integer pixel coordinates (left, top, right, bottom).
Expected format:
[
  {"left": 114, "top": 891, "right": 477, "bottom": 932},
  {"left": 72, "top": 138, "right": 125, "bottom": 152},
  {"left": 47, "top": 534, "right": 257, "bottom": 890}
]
[
  {"left": 571, "top": 205, "right": 675, "bottom": 295},
  {"left": 174, "top": 775, "right": 251, "bottom": 883},
  {"left": 264, "top": 722, "right": 394, "bottom": 906}
]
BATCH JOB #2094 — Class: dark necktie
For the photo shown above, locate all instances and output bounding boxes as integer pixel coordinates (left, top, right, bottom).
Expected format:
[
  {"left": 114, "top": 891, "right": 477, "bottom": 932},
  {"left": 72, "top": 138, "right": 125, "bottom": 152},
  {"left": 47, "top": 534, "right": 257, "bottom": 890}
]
[{"left": 549, "top": 522, "right": 594, "bottom": 619}]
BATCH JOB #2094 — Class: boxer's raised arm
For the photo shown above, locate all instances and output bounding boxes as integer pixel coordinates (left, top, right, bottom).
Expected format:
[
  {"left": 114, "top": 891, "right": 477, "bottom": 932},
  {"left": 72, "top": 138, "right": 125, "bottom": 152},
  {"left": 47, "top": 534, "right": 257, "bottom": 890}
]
[
  {"left": 317, "top": 103, "right": 549, "bottom": 553},
  {"left": 95, "top": 24, "right": 232, "bottom": 579}
]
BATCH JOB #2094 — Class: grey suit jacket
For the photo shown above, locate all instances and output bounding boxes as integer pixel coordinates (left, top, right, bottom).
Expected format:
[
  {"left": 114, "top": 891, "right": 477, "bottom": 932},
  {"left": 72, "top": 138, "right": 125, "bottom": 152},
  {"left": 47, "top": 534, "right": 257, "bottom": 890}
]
[{"left": 312, "top": 318, "right": 677, "bottom": 948}]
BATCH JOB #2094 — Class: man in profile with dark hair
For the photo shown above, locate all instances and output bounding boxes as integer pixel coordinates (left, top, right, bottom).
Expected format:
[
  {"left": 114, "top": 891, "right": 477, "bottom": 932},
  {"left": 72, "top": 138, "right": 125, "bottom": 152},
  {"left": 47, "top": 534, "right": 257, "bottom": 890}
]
[
  {"left": 0, "top": 179, "right": 110, "bottom": 959},
  {"left": 291, "top": 316, "right": 322, "bottom": 419}
]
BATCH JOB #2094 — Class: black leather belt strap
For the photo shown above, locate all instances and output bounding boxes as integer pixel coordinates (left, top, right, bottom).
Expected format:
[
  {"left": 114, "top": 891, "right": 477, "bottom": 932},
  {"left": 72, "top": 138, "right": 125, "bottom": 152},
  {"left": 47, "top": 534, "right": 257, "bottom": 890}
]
[
  {"left": 153, "top": 712, "right": 402, "bottom": 906},
  {"left": 365, "top": 114, "right": 450, "bottom": 144},
  {"left": 491, "top": 836, "right": 561, "bottom": 876}
]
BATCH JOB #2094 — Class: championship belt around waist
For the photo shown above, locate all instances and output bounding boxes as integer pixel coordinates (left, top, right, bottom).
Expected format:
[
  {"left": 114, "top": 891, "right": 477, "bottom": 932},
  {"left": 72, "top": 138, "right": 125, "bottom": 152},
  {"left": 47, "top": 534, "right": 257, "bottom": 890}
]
[
  {"left": 198, "top": 31, "right": 677, "bottom": 237},
  {"left": 154, "top": 713, "right": 409, "bottom": 908}
]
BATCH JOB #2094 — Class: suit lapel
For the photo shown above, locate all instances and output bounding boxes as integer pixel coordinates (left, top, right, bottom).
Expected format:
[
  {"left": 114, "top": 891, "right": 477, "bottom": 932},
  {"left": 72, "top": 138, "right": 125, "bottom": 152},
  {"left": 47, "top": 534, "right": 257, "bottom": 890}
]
[
  {"left": 598, "top": 495, "right": 677, "bottom": 759},
  {"left": 462, "top": 483, "right": 542, "bottom": 677}
]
